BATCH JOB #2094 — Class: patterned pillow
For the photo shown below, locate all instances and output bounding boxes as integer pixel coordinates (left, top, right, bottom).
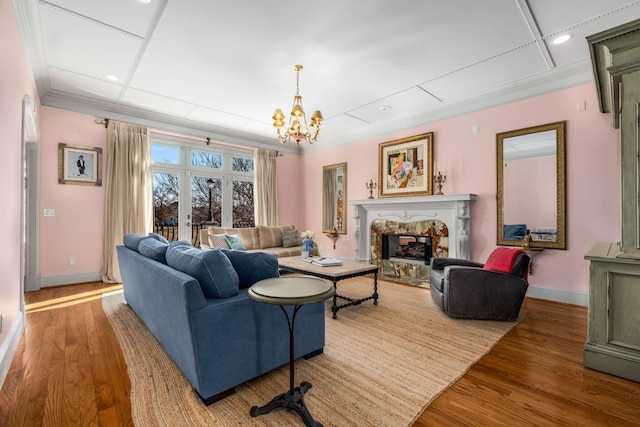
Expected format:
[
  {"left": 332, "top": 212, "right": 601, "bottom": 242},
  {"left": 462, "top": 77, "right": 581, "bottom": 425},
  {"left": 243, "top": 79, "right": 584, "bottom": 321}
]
[
  {"left": 224, "top": 234, "right": 246, "bottom": 250},
  {"left": 209, "top": 233, "right": 230, "bottom": 249},
  {"left": 282, "top": 229, "right": 301, "bottom": 248}
]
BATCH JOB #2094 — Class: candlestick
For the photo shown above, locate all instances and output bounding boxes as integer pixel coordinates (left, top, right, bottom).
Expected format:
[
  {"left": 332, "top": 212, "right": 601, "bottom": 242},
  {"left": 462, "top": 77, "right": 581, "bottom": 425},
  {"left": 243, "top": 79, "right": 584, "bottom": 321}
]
[
  {"left": 433, "top": 171, "right": 447, "bottom": 195},
  {"left": 366, "top": 179, "right": 377, "bottom": 199}
]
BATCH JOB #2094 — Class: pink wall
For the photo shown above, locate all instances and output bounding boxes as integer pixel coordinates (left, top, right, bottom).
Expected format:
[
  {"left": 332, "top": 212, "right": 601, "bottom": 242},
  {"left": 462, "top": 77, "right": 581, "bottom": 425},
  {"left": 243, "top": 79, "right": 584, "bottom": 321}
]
[
  {"left": 302, "top": 83, "right": 620, "bottom": 294},
  {"left": 0, "top": 0, "right": 40, "bottom": 363},
  {"left": 39, "top": 108, "right": 107, "bottom": 277},
  {"left": 276, "top": 153, "right": 302, "bottom": 228}
]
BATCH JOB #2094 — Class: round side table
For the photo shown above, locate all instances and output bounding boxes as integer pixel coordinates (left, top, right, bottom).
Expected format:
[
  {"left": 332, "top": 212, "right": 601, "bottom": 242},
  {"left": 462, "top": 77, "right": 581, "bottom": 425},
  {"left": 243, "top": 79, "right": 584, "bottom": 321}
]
[{"left": 248, "top": 276, "right": 335, "bottom": 427}]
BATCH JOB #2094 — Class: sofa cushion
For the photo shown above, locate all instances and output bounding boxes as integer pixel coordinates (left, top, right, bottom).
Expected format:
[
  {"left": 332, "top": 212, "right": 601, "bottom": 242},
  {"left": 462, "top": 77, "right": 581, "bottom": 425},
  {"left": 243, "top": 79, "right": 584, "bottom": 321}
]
[
  {"left": 257, "top": 225, "right": 295, "bottom": 249},
  {"left": 138, "top": 237, "right": 169, "bottom": 264},
  {"left": 224, "top": 234, "right": 246, "bottom": 251},
  {"left": 123, "top": 234, "right": 146, "bottom": 251},
  {"left": 166, "top": 242, "right": 239, "bottom": 298},
  {"left": 148, "top": 232, "right": 170, "bottom": 244},
  {"left": 282, "top": 229, "right": 301, "bottom": 248},
  {"left": 208, "top": 226, "right": 260, "bottom": 250},
  {"left": 209, "top": 233, "right": 230, "bottom": 249},
  {"left": 219, "top": 249, "right": 279, "bottom": 288}
]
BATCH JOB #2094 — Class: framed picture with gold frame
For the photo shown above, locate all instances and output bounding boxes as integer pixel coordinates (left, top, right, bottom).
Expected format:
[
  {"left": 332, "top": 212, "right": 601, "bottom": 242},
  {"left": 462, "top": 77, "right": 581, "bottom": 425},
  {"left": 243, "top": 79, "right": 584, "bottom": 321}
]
[
  {"left": 378, "top": 132, "right": 433, "bottom": 198},
  {"left": 58, "top": 143, "right": 102, "bottom": 186}
]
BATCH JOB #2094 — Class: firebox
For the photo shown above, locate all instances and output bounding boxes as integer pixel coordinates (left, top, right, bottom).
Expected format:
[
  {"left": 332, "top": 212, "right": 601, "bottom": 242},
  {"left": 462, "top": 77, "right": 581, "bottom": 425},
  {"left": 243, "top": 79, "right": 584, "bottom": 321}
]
[{"left": 381, "top": 234, "right": 432, "bottom": 264}]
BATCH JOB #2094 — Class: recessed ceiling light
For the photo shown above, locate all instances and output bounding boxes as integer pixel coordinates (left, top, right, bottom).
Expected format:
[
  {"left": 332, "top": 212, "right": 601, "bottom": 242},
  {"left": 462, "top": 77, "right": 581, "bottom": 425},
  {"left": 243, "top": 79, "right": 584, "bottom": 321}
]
[
  {"left": 552, "top": 34, "right": 572, "bottom": 45},
  {"left": 106, "top": 75, "right": 119, "bottom": 82},
  {"left": 380, "top": 105, "right": 392, "bottom": 111}
]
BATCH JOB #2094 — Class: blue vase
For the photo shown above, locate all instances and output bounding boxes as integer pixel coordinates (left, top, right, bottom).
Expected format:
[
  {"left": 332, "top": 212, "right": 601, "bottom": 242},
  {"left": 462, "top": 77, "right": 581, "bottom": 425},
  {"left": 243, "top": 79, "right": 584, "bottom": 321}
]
[{"left": 302, "top": 238, "right": 314, "bottom": 253}]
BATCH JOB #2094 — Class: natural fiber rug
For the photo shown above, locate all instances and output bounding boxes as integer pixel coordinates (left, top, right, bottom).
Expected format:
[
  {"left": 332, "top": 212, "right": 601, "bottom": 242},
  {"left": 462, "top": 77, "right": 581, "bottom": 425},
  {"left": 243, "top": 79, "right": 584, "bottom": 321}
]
[{"left": 102, "top": 278, "right": 525, "bottom": 426}]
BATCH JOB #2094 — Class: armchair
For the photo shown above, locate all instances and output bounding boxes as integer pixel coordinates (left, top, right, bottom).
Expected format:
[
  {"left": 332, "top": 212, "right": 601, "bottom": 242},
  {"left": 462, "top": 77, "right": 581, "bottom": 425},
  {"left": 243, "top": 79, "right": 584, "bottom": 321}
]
[{"left": 429, "top": 247, "right": 530, "bottom": 321}]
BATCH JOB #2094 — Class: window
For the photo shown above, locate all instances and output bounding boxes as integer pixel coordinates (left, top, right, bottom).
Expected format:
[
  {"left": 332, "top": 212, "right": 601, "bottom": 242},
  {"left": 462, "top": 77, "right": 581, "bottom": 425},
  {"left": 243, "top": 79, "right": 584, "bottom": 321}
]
[{"left": 151, "top": 138, "right": 254, "bottom": 246}]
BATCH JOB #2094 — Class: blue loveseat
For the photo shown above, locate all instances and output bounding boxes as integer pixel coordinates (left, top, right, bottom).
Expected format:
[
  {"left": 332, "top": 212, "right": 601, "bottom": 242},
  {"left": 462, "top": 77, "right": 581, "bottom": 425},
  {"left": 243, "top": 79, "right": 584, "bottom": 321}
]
[{"left": 116, "top": 234, "right": 326, "bottom": 404}]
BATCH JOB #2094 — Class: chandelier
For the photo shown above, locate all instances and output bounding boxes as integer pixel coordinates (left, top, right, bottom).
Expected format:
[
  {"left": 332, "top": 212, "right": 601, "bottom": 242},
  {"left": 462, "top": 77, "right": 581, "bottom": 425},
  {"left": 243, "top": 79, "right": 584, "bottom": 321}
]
[{"left": 272, "top": 65, "right": 323, "bottom": 146}]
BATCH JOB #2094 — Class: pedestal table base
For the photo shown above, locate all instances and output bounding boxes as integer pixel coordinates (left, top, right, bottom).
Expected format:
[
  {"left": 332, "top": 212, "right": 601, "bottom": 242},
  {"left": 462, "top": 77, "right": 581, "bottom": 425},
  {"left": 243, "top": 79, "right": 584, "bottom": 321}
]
[{"left": 250, "top": 381, "right": 322, "bottom": 427}]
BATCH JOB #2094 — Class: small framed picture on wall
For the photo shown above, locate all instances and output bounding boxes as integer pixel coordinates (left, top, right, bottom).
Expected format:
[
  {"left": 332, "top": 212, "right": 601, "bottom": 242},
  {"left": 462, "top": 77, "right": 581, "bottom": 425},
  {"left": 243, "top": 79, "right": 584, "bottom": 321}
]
[{"left": 58, "top": 143, "right": 102, "bottom": 186}]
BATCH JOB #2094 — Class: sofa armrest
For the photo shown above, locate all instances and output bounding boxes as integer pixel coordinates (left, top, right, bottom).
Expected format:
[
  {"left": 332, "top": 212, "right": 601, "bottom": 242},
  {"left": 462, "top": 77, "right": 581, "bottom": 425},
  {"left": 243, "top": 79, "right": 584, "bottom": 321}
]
[
  {"left": 430, "top": 257, "right": 484, "bottom": 270},
  {"left": 443, "top": 266, "right": 528, "bottom": 321}
]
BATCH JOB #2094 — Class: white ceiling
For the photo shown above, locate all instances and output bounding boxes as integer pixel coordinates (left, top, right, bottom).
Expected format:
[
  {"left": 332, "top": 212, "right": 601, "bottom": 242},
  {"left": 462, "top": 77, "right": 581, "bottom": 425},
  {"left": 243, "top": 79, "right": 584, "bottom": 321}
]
[{"left": 13, "top": 0, "right": 640, "bottom": 153}]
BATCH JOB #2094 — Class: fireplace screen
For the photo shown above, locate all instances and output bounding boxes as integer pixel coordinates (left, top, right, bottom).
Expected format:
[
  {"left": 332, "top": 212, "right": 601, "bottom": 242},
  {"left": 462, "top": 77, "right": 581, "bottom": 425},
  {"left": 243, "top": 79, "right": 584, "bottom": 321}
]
[{"left": 381, "top": 234, "right": 433, "bottom": 264}]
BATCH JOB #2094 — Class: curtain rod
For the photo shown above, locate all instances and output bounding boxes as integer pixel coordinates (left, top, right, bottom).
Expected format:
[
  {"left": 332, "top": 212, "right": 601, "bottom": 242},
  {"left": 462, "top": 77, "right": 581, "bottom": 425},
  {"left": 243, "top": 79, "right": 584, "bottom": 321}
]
[{"left": 95, "top": 118, "right": 282, "bottom": 156}]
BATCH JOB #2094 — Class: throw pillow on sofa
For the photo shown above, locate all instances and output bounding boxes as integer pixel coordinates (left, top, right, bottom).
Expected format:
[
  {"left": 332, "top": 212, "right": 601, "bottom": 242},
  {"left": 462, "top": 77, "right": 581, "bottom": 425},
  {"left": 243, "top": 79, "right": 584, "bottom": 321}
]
[
  {"left": 123, "top": 234, "right": 146, "bottom": 251},
  {"left": 148, "top": 232, "right": 170, "bottom": 244},
  {"left": 282, "top": 229, "right": 301, "bottom": 248},
  {"left": 138, "top": 237, "right": 169, "bottom": 264},
  {"left": 219, "top": 249, "right": 279, "bottom": 288},
  {"left": 224, "top": 234, "right": 246, "bottom": 250},
  {"left": 166, "top": 241, "right": 240, "bottom": 298},
  {"left": 208, "top": 233, "right": 230, "bottom": 249}
]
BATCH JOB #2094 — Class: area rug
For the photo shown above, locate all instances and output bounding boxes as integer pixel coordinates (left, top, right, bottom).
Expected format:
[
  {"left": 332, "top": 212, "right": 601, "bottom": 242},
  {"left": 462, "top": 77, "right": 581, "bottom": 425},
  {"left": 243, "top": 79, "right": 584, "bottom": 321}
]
[{"left": 102, "top": 278, "right": 525, "bottom": 426}]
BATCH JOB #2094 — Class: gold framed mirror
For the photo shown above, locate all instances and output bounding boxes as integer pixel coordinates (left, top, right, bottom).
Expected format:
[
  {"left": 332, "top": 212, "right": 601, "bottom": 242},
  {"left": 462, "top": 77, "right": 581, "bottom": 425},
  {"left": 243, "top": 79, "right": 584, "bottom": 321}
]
[
  {"left": 322, "top": 162, "right": 347, "bottom": 235},
  {"left": 497, "top": 121, "right": 566, "bottom": 249}
]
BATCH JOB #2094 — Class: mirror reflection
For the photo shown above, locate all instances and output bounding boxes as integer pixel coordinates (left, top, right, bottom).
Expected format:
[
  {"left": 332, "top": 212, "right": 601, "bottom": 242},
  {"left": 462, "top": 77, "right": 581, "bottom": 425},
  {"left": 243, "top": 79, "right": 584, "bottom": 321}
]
[
  {"left": 323, "top": 162, "right": 347, "bottom": 235},
  {"left": 497, "top": 121, "right": 566, "bottom": 249}
]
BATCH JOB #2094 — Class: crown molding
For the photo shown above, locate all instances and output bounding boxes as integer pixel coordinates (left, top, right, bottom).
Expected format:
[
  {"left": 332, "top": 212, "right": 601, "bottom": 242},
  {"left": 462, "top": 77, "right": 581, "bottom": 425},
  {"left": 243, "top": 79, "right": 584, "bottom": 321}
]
[
  {"left": 12, "top": 0, "right": 51, "bottom": 96},
  {"left": 40, "top": 90, "right": 300, "bottom": 155},
  {"left": 301, "top": 60, "right": 594, "bottom": 154}
]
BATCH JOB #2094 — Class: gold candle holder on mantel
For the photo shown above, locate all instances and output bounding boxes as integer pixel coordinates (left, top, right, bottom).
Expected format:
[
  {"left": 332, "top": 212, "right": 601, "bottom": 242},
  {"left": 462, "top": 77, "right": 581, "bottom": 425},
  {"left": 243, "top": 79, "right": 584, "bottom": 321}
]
[
  {"left": 366, "top": 179, "right": 377, "bottom": 199},
  {"left": 433, "top": 171, "right": 447, "bottom": 195}
]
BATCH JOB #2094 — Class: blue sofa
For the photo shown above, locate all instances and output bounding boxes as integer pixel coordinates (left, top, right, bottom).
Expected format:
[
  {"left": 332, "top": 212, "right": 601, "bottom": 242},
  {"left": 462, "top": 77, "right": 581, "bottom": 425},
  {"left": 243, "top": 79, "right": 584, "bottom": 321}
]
[{"left": 116, "top": 235, "right": 326, "bottom": 404}]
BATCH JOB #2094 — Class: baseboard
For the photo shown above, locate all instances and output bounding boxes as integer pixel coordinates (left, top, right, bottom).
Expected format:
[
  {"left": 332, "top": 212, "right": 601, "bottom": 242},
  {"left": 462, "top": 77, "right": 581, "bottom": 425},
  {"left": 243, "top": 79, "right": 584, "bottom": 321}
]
[
  {"left": 40, "top": 271, "right": 103, "bottom": 287},
  {"left": 526, "top": 284, "right": 588, "bottom": 306},
  {"left": 0, "top": 312, "right": 25, "bottom": 390}
]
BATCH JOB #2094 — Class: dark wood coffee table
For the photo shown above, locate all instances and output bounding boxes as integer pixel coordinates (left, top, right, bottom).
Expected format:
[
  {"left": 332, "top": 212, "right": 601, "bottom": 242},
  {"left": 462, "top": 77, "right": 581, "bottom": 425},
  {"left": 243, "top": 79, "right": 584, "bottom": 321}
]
[{"left": 277, "top": 257, "right": 379, "bottom": 319}]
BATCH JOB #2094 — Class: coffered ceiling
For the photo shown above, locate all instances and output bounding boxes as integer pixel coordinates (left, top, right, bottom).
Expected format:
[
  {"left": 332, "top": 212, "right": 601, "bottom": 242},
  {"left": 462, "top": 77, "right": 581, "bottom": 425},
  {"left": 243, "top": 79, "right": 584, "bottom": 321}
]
[{"left": 13, "top": 0, "right": 640, "bottom": 153}]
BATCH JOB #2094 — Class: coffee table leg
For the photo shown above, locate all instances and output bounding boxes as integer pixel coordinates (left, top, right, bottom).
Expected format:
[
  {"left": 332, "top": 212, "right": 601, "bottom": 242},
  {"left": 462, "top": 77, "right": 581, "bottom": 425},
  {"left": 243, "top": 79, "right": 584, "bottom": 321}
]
[
  {"left": 373, "top": 271, "right": 378, "bottom": 305},
  {"left": 332, "top": 279, "right": 338, "bottom": 319}
]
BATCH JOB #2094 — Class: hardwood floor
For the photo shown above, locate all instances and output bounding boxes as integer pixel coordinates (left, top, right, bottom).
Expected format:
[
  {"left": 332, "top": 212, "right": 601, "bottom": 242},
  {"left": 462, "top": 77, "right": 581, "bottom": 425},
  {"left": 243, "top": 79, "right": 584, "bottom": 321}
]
[{"left": 1, "top": 282, "right": 639, "bottom": 426}]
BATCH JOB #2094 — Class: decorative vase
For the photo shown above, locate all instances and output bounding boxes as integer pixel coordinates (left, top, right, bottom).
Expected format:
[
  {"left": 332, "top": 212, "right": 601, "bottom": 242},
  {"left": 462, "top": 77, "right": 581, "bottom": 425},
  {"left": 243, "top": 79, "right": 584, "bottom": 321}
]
[{"left": 302, "top": 238, "right": 314, "bottom": 258}]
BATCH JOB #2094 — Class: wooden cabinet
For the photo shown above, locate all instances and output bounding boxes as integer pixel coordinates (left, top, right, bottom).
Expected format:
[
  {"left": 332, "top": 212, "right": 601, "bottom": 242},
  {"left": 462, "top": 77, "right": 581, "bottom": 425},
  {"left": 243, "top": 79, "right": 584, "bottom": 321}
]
[
  {"left": 584, "top": 243, "right": 640, "bottom": 382},
  {"left": 586, "top": 20, "right": 640, "bottom": 382}
]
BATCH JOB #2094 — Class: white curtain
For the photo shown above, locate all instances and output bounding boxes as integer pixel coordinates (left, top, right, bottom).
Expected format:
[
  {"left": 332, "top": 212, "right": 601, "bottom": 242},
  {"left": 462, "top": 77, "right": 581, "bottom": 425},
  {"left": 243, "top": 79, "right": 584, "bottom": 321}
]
[
  {"left": 254, "top": 148, "right": 278, "bottom": 226},
  {"left": 102, "top": 121, "right": 152, "bottom": 283}
]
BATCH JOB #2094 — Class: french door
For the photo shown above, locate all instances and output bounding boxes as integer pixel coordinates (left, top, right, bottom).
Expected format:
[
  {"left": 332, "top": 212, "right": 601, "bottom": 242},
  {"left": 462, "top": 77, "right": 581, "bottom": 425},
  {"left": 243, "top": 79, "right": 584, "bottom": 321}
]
[{"left": 151, "top": 139, "right": 254, "bottom": 246}]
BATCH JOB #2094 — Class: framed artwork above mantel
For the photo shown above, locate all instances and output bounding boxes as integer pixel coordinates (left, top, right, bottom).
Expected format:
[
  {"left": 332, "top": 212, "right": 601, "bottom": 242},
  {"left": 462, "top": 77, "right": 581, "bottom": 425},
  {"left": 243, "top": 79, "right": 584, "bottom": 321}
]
[
  {"left": 58, "top": 143, "right": 102, "bottom": 186},
  {"left": 378, "top": 132, "right": 433, "bottom": 198}
]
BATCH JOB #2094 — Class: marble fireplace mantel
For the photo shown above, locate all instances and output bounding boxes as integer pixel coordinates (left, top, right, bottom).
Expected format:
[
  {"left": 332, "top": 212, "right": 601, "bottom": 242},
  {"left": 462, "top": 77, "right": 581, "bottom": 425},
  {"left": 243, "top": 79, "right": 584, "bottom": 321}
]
[{"left": 349, "top": 194, "right": 477, "bottom": 262}]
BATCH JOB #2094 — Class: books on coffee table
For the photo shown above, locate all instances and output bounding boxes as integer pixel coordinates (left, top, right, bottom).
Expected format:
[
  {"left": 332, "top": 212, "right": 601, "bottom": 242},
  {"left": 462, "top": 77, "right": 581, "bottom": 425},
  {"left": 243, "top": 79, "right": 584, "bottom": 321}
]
[{"left": 302, "top": 257, "right": 343, "bottom": 267}]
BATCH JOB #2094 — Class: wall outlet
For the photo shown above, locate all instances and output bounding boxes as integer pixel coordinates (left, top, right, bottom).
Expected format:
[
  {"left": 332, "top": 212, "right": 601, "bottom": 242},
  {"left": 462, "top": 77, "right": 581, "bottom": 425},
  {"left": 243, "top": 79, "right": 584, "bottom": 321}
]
[
  {"left": 43, "top": 208, "right": 55, "bottom": 217},
  {"left": 343, "top": 246, "right": 348, "bottom": 254},
  {"left": 68, "top": 258, "right": 76, "bottom": 267}
]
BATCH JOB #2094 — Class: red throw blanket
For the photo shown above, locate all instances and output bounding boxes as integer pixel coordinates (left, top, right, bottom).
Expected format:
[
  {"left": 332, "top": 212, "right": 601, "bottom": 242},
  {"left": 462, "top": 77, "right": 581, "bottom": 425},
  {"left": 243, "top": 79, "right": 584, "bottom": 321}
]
[{"left": 483, "top": 247, "right": 527, "bottom": 279}]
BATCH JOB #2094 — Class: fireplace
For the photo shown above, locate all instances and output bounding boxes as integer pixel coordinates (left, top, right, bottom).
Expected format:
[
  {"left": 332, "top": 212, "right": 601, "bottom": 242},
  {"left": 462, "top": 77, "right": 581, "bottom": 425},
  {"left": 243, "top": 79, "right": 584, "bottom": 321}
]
[
  {"left": 349, "top": 194, "right": 477, "bottom": 263},
  {"left": 382, "top": 234, "right": 432, "bottom": 264}
]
